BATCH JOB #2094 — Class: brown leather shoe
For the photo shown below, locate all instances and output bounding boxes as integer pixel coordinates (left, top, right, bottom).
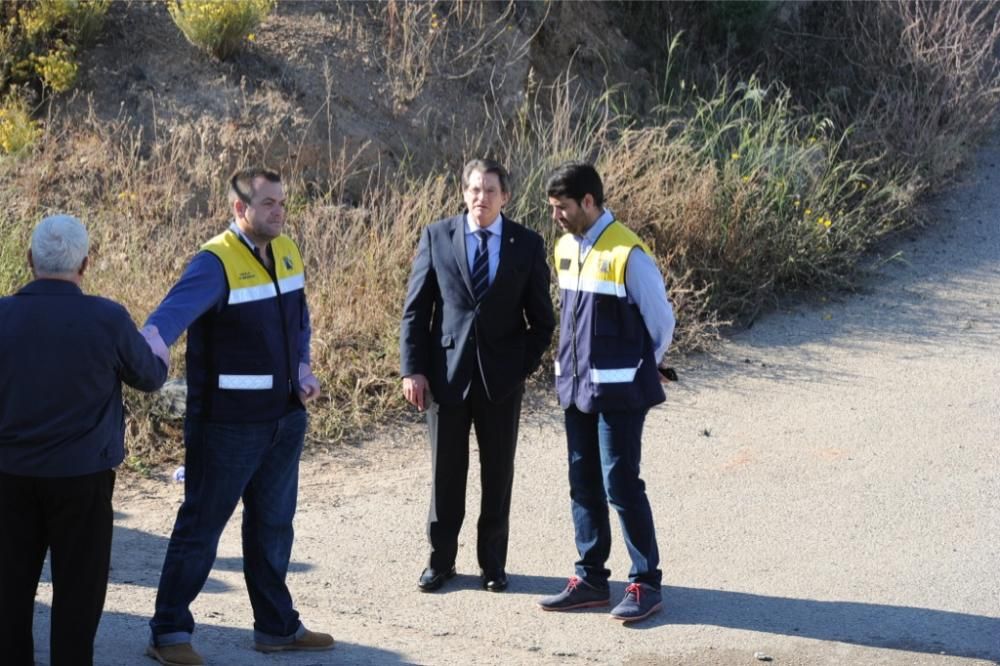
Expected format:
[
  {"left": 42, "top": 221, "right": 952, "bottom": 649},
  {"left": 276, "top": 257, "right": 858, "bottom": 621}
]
[
  {"left": 146, "top": 642, "right": 205, "bottom": 665},
  {"left": 253, "top": 628, "right": 335, "bottom": 653}
]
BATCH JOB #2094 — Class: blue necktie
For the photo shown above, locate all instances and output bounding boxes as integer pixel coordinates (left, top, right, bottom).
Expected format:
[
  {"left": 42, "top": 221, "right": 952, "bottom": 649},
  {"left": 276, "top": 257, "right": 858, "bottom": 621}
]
[{"left": 471, "top": 230, "right": 490, "bottom": 301}]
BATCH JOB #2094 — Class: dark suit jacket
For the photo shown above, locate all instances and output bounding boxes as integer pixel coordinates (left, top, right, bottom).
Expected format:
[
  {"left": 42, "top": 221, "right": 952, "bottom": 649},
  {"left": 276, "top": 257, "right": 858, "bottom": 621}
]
[
  {"left": 0, "top": 280, "right": 167, "bottom": 477},
  {"left": 400, "top": 214, "right": 555, "bottom": 405}
]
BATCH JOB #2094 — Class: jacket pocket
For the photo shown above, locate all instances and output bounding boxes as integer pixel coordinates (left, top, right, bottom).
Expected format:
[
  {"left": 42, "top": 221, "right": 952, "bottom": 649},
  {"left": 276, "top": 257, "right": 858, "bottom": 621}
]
[{"left": 593, "top": 295, "right": 620, "bottom": 337}]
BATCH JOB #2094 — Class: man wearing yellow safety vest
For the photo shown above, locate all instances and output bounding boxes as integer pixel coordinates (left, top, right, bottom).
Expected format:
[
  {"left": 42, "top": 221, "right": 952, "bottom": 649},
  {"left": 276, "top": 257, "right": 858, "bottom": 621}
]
[
  {"left": 538, "top": 162, "right": 675, "bottom": 623},
  {"left": 141, "top": 169, "right": 333, "bottom": 665}
]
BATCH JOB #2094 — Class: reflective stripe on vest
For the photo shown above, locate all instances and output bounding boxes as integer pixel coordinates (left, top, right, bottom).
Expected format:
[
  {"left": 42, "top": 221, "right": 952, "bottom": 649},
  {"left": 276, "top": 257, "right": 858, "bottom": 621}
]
[
  {"left": 229, "top": 274, "right": 303, "bottom": 305},
  {"left": 229, "top": 282, "right": 277, "bottom": 305},
  {"left": 557, "top": 273, "right": 628, "bottom": 297},
  {"left": 218, "top": 374, "right": 274, "bottom": 390},
  {"left": 278, "top": 273, "right": 305, "bottom": 294},
  {"left": 192, "top": 230, "right": 306, "bottom": 419},
  {"left": 590, "top": 366, "right": 639, "bottom": 384}
]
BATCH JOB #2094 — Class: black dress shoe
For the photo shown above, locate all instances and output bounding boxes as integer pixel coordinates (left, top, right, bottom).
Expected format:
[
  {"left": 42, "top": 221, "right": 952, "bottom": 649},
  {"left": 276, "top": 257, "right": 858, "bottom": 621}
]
[
  {"left": 482, "top": 570, "right": 508, "bottom": 592},
  {"left": 418, "top": 566, "right": 456, "bottom": 592}
]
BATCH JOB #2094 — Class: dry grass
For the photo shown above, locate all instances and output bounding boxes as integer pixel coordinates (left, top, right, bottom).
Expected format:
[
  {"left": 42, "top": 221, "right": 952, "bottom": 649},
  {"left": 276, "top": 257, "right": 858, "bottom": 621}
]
[
  {"left": 771, "top": 0, "right": 1000, "bottom": 193},
  {"left": 327, "top": 0, "right": 543, "bottom": 109}
]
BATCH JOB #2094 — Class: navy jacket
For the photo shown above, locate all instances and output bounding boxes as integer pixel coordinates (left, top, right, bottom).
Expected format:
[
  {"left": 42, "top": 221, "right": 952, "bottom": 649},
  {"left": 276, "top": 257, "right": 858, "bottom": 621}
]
[
  {"left": 0, "top": 280, "right": 167, "bottom": 477},
  {"left": 400, "top": 214, "right": 555, "bottom": 405}
]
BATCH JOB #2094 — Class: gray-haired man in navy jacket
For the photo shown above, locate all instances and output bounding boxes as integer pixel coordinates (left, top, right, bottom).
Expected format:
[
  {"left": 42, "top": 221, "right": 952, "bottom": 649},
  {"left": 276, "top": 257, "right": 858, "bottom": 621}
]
[{"left": 0, "top": 215, "right": 168, "bottom": 666}]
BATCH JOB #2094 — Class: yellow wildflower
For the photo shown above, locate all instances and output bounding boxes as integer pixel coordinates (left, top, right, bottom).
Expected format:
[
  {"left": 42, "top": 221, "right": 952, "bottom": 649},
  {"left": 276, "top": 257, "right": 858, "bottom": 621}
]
[
  {"left": 33, "top": 49, "right": 78, "bottom": 93},
  {"left": 167, "top": 0, "right": 274, "bottom": 60},
  {"left": 0, "top": 100, "right": 42, "bottom": 155}
]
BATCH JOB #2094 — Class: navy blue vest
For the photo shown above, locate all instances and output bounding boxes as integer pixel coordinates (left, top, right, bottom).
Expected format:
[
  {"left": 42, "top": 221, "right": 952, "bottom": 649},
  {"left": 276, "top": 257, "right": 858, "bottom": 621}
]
[
  {"left": 185, "top": 230, "right": 306, "bottom": 422},
  {"left": 554, "top": 221, "right": 664, "bottom": 413}
]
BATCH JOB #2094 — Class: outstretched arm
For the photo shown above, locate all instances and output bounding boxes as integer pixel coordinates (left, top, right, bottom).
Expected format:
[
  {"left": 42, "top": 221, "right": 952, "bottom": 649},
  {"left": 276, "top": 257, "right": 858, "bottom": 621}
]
[
  {"left": 143, "top": 252, "right": 227, "bottom": 347},
  {"left": 117, "top": 310, "right": 168, "bottom": 393}
]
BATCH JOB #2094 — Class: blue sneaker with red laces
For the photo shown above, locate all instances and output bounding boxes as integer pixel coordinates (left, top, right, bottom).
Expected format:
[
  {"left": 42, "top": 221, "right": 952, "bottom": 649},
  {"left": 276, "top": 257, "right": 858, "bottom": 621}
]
[
  {"left": 609, "top": 582, "right": 662, "bottom": 623},
  {"left": 538, "top": 576, "right": 610, "bottom": 611}
]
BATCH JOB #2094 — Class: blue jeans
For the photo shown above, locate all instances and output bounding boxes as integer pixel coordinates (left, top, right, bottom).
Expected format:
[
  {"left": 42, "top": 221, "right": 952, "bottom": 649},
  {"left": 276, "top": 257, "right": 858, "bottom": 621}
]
[
  {"left": 564, "top": 405, "right": 661, "bottom": 589},
  {"left": 150, "top": 409, "right": 307, "bottom": 647}
]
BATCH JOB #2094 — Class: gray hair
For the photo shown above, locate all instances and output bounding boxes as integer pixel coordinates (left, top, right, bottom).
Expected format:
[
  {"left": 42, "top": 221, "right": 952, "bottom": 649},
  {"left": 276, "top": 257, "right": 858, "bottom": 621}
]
[{"left": 31, "top": 215, "right": 89, "bottom": 275}]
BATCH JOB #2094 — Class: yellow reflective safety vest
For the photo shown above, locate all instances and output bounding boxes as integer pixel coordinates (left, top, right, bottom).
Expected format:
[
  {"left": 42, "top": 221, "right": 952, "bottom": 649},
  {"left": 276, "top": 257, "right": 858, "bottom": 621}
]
[
  {"left": 187, "top": 228, "right": 306, "bottom": 421},
  {"left": 554, "top": 221, "right": 664, "bottom": 413}
]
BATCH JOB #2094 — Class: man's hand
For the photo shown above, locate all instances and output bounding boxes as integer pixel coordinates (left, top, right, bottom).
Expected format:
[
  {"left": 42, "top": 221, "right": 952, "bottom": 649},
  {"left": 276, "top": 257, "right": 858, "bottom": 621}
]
[
  {"left": 298, "top": 362, "right": 321, "bottom": 404},
  {"left": 140, "top": 324, "right": 170, "bottom": 370},
  {"left": 658, "top": 365, "right": 678, "bottom": 384},
  {"left": 403, "top": 373, "right": 431, "bottom": 411}
]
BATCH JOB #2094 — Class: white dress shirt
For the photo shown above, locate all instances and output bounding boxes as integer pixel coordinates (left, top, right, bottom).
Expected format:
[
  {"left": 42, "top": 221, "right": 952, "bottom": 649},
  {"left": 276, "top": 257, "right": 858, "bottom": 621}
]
[{"left": 465, "top": 213, "right": 503, "bottom": 285}]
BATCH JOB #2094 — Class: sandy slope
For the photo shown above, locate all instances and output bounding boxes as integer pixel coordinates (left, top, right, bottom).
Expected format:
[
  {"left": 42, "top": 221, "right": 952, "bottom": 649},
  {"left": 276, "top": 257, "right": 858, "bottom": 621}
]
[{"left": 31, "top": 143, "right": 1000, "bottom": 664}]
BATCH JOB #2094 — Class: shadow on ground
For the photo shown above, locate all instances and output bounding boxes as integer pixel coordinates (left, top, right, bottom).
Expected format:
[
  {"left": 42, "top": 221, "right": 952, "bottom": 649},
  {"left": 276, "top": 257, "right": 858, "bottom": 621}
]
[
  {"left": 29, "top": 606, "right": 413, "bottom": 666},
  {"left": 657, "top": 586, "right": 998, "bottom": 660},
  {"left": 36, "top": 521, "right": 315, "bottom": 593},
  {"left": 475, "top": 575, "right": 1000, "bottom": 661}
]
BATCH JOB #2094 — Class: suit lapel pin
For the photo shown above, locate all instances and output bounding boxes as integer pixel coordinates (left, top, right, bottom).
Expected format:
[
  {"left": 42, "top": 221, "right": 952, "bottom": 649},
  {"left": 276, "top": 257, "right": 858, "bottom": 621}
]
[{"left": 509, "top": 237, "right": 514, "bottom": 243}]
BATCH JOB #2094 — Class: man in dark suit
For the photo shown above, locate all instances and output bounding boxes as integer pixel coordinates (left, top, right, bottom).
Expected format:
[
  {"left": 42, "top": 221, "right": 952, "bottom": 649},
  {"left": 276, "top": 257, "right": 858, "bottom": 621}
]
[
  {"left": 0, "top": 215, "right": 168, "bottom": 666},
  {"left": 401, "top": 159, "right": 555, "bottom": 593}
]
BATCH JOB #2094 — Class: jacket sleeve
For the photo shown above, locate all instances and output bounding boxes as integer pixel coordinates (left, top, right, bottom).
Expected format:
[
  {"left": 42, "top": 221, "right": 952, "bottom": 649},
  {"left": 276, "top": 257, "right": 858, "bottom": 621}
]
[
  {"left": 115, "top": 306, "right": 169, "bottom": 392},
  {"left": 144, "top": 252, "right": 227, "bottom": 347},
  {"left": 400, "top": 225, "right": 437, "bottom": 377},
  {"left": 521, "top": 233, "right": 556, "bottom": 378},
  {"left": 299, "top": 295, "right": 311, "bottom": 365}
]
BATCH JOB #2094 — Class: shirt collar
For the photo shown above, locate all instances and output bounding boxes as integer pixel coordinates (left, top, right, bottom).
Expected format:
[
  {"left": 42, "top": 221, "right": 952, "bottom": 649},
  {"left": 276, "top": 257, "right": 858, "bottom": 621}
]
[
  {"left": 581, "top": 208, "right": 614, "bottom": 243},
  {"left": 229, "top": 221, "right": 260, "bottom": 252},
  {"left": 465, "top": 213, "right": 503, "bottom": 237}
]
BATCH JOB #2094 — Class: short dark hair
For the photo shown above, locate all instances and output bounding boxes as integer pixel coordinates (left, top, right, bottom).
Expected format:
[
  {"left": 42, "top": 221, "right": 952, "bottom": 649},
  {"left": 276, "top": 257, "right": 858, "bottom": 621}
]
[
  {"left": 229, "top": 167, "right": 281, "bottom": 204},
  {"left": 462, "top": 158, "right": 511, "bottom": 194},
  {"left": 545, "top": 161, "right": 604, "bottom": 207}
]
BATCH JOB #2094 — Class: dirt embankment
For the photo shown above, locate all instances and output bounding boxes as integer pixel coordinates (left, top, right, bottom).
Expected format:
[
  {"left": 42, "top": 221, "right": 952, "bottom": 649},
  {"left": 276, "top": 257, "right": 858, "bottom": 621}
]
[{"left": 73, "top": 1, "right": 658, "bottom": 197}]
